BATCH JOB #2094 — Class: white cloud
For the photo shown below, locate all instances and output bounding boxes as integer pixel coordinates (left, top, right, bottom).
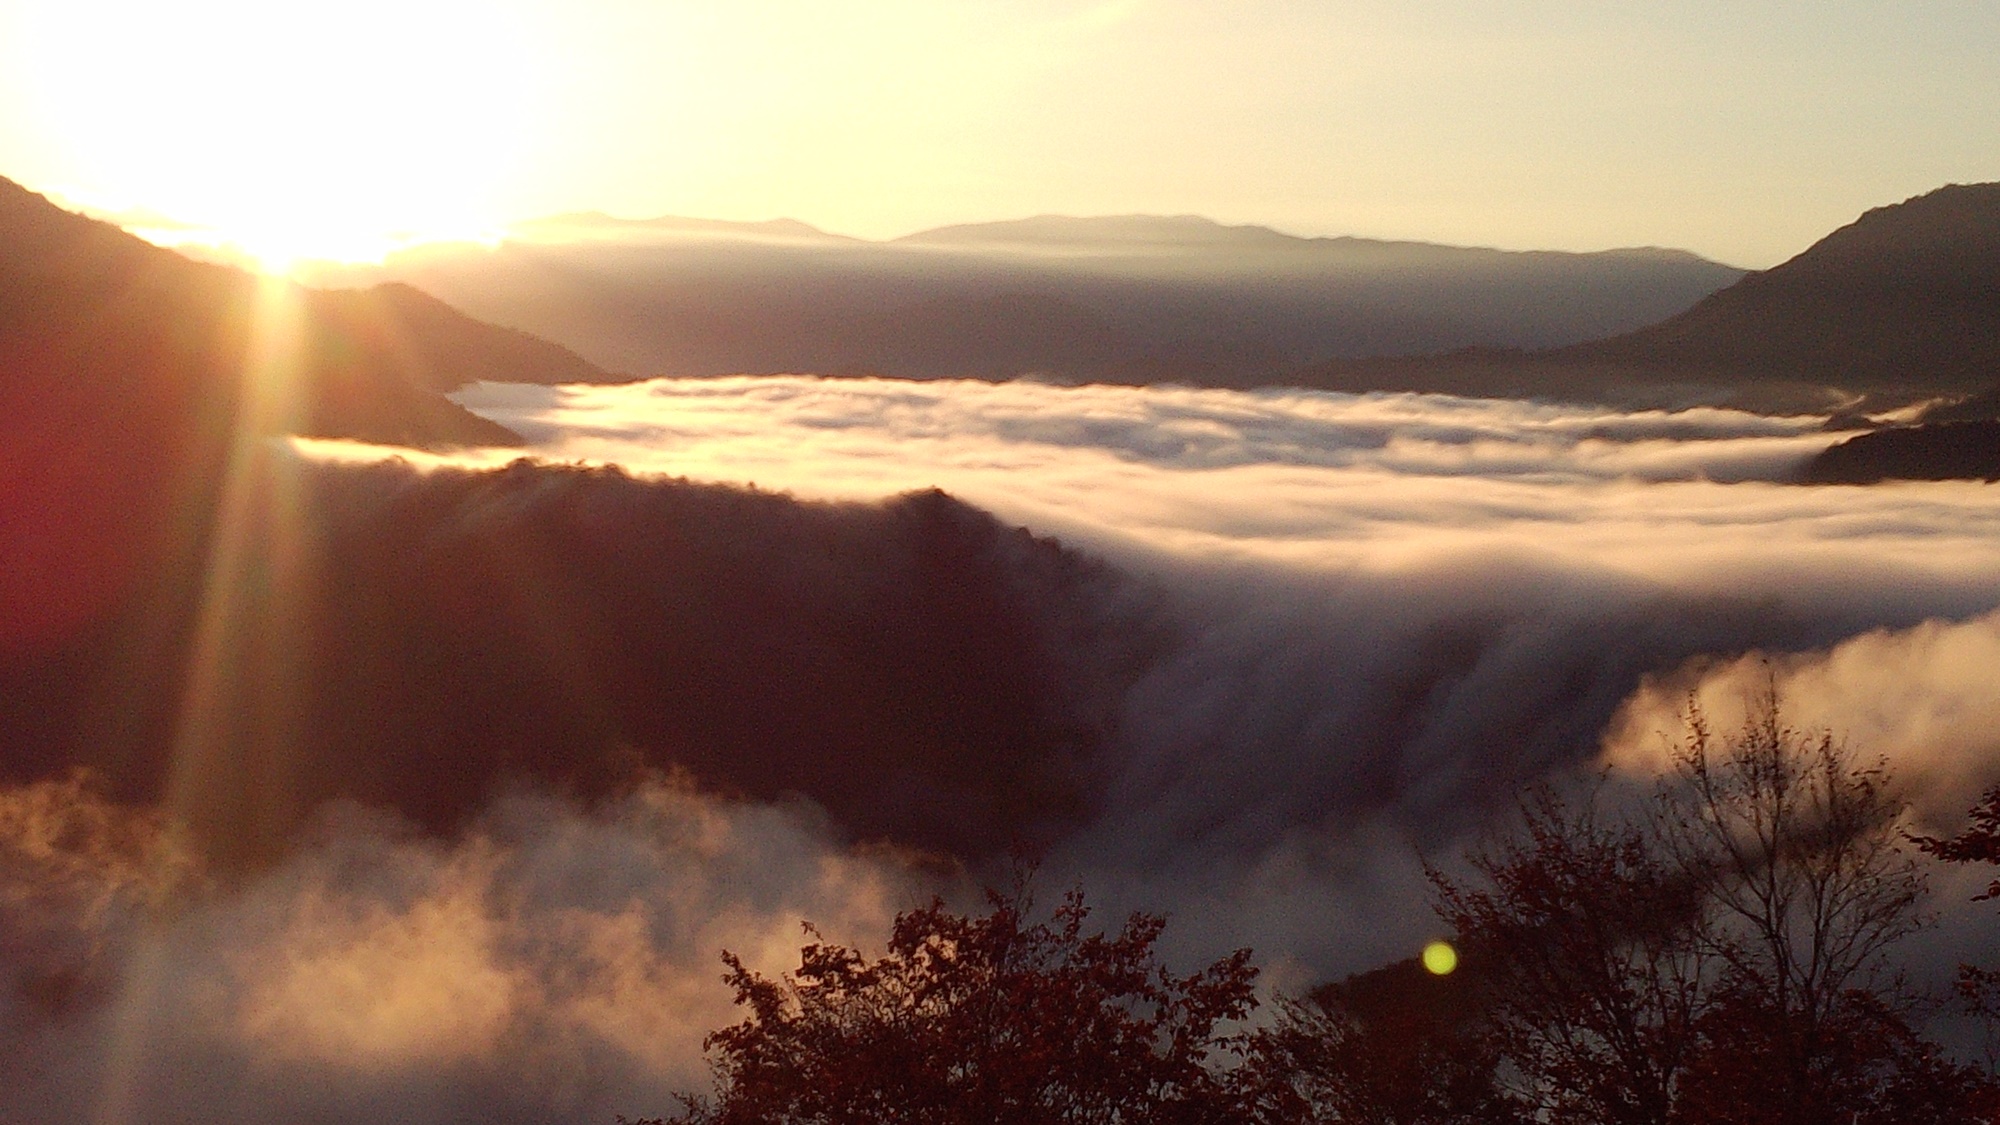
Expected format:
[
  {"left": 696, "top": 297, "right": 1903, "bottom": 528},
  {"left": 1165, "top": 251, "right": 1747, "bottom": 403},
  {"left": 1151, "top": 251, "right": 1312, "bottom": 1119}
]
[
  {"left": 24, "top": 376, "right": 1981, "bottom": 1120},
  {"left": 444, "top": 377, "right": 2000, "bottom": 598}
]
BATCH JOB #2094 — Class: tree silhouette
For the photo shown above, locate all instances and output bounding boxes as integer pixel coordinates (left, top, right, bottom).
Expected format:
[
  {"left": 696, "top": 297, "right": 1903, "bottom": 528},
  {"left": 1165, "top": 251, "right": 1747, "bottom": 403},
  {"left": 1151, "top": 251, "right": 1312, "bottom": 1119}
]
[
  {"left": 1430, "top": 786, "right": 1706, "bottom": 1125},
  {"left": 644, "top": 695, "right": 2000, "bottom": 1125},
  {"left": 1916, "top": 783, "right": 2000, "bottom": 1063},
  {"left": 1655, "top": 695, "right": 1979, "bottom": 1124},
  {"left": 1239, "top": 954, "right": 1522, "bottom": 1125},
  {"left": 648, "top": 883, "right": 1258, "bottom": 1125},
  {"left": 1357, "top": 692, "right": 1994, "bottom": 1125}
]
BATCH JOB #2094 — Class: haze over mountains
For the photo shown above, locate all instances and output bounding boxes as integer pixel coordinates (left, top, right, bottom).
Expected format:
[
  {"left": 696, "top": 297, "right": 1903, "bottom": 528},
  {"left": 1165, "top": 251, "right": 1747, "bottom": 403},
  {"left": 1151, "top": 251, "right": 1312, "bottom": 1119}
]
[
  {"left": 1305, "top": 183, "right": 2000, "bottom": 411},
  {"left": 301, "top": 211, "right": 1744, "bottom": 387},
  {"left": 0, "top": 177, "right": 605, "bottom": 447},
  {"left": 0, "top": 176, "right": 609, "bottom": 643}
]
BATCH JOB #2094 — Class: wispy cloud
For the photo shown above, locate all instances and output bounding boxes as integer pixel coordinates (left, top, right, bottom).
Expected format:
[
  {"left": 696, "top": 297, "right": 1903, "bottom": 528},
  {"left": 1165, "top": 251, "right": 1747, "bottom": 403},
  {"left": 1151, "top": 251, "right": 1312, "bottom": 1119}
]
[
  {"left": 0, "top": 780, "right": 924, "bottom": 1125},
  {"left": 450, "top": 377, "right": 1998, "bottom": 588}
]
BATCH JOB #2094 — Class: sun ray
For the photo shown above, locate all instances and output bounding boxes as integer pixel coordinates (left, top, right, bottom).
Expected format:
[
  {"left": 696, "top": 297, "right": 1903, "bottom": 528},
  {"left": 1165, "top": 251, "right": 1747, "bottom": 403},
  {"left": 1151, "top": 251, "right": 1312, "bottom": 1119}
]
[{"left": 92, "top": 275, "right": 320, "bottom": 1122}]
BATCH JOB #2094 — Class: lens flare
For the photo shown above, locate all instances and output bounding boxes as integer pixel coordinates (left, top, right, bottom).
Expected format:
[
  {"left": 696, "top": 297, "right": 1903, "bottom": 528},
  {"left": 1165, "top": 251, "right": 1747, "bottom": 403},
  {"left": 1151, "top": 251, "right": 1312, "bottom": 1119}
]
[{"left": 1421, "top": 940, "right": 1458, "bottom": 975}]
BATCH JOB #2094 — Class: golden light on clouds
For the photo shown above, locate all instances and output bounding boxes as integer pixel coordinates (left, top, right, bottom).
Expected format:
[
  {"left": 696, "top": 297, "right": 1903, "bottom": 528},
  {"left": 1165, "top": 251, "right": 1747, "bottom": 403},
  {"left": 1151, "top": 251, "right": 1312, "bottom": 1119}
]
[{"left": 237, "top": 879, "right": 519, "bottom": 1065}]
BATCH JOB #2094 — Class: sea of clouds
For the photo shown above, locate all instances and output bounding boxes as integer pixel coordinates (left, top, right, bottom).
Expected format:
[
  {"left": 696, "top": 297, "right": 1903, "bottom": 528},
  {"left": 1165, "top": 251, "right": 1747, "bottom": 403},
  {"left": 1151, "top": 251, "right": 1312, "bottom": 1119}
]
[
  {"left": 452, "top": 375, "right": 2000, "bottom": 976},
  {"left": 5, "top": 376, "right": 1998, "bottom": 1123}
]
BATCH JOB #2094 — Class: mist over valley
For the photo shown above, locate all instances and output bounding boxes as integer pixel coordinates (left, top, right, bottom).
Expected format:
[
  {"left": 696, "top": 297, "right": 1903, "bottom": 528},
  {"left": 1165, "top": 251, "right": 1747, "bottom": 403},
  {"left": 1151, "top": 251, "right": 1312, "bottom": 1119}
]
[
  {"left": 3, "top": 175, "right": 2000, "bottom": 1122},
  {"left": 295, "top": 211, "right": 1745, "bottom": 390}
]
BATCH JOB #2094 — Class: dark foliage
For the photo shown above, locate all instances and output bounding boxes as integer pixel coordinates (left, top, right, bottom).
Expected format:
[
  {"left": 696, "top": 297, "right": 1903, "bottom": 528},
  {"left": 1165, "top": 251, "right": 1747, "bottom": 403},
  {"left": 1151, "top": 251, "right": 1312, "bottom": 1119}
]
[
  {"left": 1290, "top": 694, "right": 2000, "bottom": 1125},
  {"left": 1656, "top": 702, "right": 1941, "bottom": 1125},
  {"left": 1431, "top": 788, "right": 1705, "bottom": 1125},
  {"left": 1239, "top": 956, "right": 1523, "bottom": 1125},
  {"left": 1916, "top": 782, "right": 2000, "bottom": 1061},
  {"left": 1920, "top": 788, "right": 2000, "bottom": 896},
  {"left": 1676, "top": 985, "right": 2000, "bottom": 1125},
  {"left": 632, "top": 698, "right": 2000, "bottom": 1125},
  {"left": 648, "top": 886, "right": 1257, "bottom": 1125}
]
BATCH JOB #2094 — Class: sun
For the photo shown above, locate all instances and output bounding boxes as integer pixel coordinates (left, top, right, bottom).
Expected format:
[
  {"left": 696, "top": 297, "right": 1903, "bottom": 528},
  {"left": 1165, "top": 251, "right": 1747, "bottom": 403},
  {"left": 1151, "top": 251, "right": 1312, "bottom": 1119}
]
[{"left": 18, "top": 0, "right": 547, "bottom": 272}]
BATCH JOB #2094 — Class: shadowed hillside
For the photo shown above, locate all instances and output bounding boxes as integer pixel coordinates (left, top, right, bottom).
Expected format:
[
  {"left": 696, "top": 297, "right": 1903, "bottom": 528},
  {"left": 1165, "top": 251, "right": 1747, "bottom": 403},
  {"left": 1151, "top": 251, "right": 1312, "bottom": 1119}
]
[
  {"left": 1299, "top": 183, "right": 2000, "bottom": 411},
  {"left": 1802, "top": 420, "right": 2000, "bottom": 483},
  {"left": 0, "top": 177, "right": 606, "bottom": 446},
  {"left": 0, "top": 457, "right": 1164, "bottom": 866},
  {"left": 0, "top": 177, "right": 609, "bottom": 644}
]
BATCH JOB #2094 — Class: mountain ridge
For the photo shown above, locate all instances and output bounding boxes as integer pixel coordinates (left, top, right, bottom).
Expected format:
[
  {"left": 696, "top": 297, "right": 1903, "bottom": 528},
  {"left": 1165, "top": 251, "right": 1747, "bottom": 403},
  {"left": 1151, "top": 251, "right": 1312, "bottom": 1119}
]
[
  {"left": 319, "top": 207, "right": 1744, "bottom": 383},
  {"left": 1295, "top": 182, "right": 2000, "bottom": 411},
  {"left": 0, "top": 175, "right": 614, "bottom": 644}
]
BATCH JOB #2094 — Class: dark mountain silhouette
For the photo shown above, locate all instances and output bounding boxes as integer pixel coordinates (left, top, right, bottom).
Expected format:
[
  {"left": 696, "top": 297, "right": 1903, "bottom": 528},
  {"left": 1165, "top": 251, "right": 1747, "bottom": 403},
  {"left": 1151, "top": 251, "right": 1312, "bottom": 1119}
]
[
  {"left": 0, "top": 457, "right": 1162, "bottom": 866},
  {"left": 309, "top": 281, "right": 610, "bottom": 393},
  {"left": 1300, "top": 183, "right": 2000, "bottom": 410},
  {"left": 1914, "top": 382, "right": 2000, "bottom": 423},
  {"left": 1801, "top": 420, "right": 2000, "bottom": 484},
  {"left": 0, "top": 177, "right": 605, "bottom": 445},
  {"left": 300, "top": 213, "right": 1743, "bottom": 385},
  {"left": 0, "top": 176, "right": 609, "bottom": 645}
]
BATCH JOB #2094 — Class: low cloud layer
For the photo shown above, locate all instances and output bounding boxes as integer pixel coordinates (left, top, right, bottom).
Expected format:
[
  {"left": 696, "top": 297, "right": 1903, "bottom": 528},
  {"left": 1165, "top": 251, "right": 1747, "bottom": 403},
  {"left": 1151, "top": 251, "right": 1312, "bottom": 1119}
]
[
  {"left": 453, "top": 377, "right": 1999, "bottom": 587},
  {"left": 0, "top": 777, "right": 926, "bottom": 1125},
  {"left": 1604, "top": 608, "right": 2000, "bottom": 826},
  {"left": 447, "top": 377, "right": 2000, "bottom": 969},
  {"left": 5, "top": 377, "right": 1997, "bottom": 1121}
]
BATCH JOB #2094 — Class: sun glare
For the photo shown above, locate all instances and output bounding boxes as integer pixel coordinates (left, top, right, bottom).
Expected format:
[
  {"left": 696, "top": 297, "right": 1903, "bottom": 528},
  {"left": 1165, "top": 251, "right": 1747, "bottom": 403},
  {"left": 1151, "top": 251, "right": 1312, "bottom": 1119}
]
[
  {"left": 143, "top": 217, "right": 503, "bottom": 277},
  {"left": 19, "top": 0, "right": 545, "bottom": 274}
]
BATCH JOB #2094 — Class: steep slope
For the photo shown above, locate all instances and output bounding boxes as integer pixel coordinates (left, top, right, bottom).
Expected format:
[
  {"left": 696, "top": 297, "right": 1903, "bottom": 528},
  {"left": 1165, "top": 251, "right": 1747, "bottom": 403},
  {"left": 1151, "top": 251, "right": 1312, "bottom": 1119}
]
[
  {"left": 0, "top": 461, "right": 1158, "bottom": 865},
  {"left": 1299, "top": 184, "right": 2000, "bottom": 409},
  {"left": 1568, "top": 182, "right": 2000, "bottom": 390},
  {"left": 0, "top": 177, "right": 607, "bottom": 645},
  {"left": 0, "top": 176, "right": 611, "bottom": 447}
]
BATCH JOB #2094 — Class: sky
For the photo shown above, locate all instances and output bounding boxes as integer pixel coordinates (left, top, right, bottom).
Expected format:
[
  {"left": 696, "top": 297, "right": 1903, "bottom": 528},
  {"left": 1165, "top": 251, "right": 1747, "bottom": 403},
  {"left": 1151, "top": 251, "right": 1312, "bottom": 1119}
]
[{"left": 1, "top": 0, "right": 1996, "bottom": 268}]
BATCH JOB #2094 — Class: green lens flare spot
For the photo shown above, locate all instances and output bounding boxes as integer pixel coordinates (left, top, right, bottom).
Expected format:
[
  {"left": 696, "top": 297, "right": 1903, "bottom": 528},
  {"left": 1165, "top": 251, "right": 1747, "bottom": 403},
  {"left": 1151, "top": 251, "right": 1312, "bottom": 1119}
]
[{"left": 1422, "top": 940, "right": 1458, "bottom": 976}]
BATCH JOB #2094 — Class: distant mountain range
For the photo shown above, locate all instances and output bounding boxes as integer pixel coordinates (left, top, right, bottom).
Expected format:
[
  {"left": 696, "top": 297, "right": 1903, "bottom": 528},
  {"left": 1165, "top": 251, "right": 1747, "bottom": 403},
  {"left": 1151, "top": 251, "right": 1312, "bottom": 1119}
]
[
  {"left": 1301, "top": 183, "right": 2000, "bottom": 412},
  {"left": 300, "top": 212, "right": 1745, "bottom": 387},
  {"left": 9, "top": 173, "right": 1995, "bottom": 496}
]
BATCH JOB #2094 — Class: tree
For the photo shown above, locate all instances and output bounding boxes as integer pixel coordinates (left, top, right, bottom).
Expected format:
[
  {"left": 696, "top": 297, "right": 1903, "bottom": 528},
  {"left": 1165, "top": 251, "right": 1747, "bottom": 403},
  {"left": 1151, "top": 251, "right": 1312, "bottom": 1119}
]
[
  {"left": 649, "top": 884, "right": 1259, "bottom": 1125},
  {"left": 1428, "top": 786, "right": 1709, "bottom": 1125},
  {"left": 1402, "top": 691, "right": 1992, "bottom": 1125},
  {"left": 1916, "top": 787, "right": 2000, "bottom": 900},
  {"left": 1658, "top": 695, "right": 1938, "bottom": 1125},
  {"left": 1915, "top": 784, "right": 2000, "bottom": 1060},
  {"left": 1239, "top": 955, "right": 1523, "bottom": 1125}
]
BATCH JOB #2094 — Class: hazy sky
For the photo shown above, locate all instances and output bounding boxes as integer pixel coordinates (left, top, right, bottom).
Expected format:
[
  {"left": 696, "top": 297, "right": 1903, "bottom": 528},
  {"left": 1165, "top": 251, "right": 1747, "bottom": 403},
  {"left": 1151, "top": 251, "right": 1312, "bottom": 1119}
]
[{"left": 2, "top": 0, "right": 1996, "bottom": 266}]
